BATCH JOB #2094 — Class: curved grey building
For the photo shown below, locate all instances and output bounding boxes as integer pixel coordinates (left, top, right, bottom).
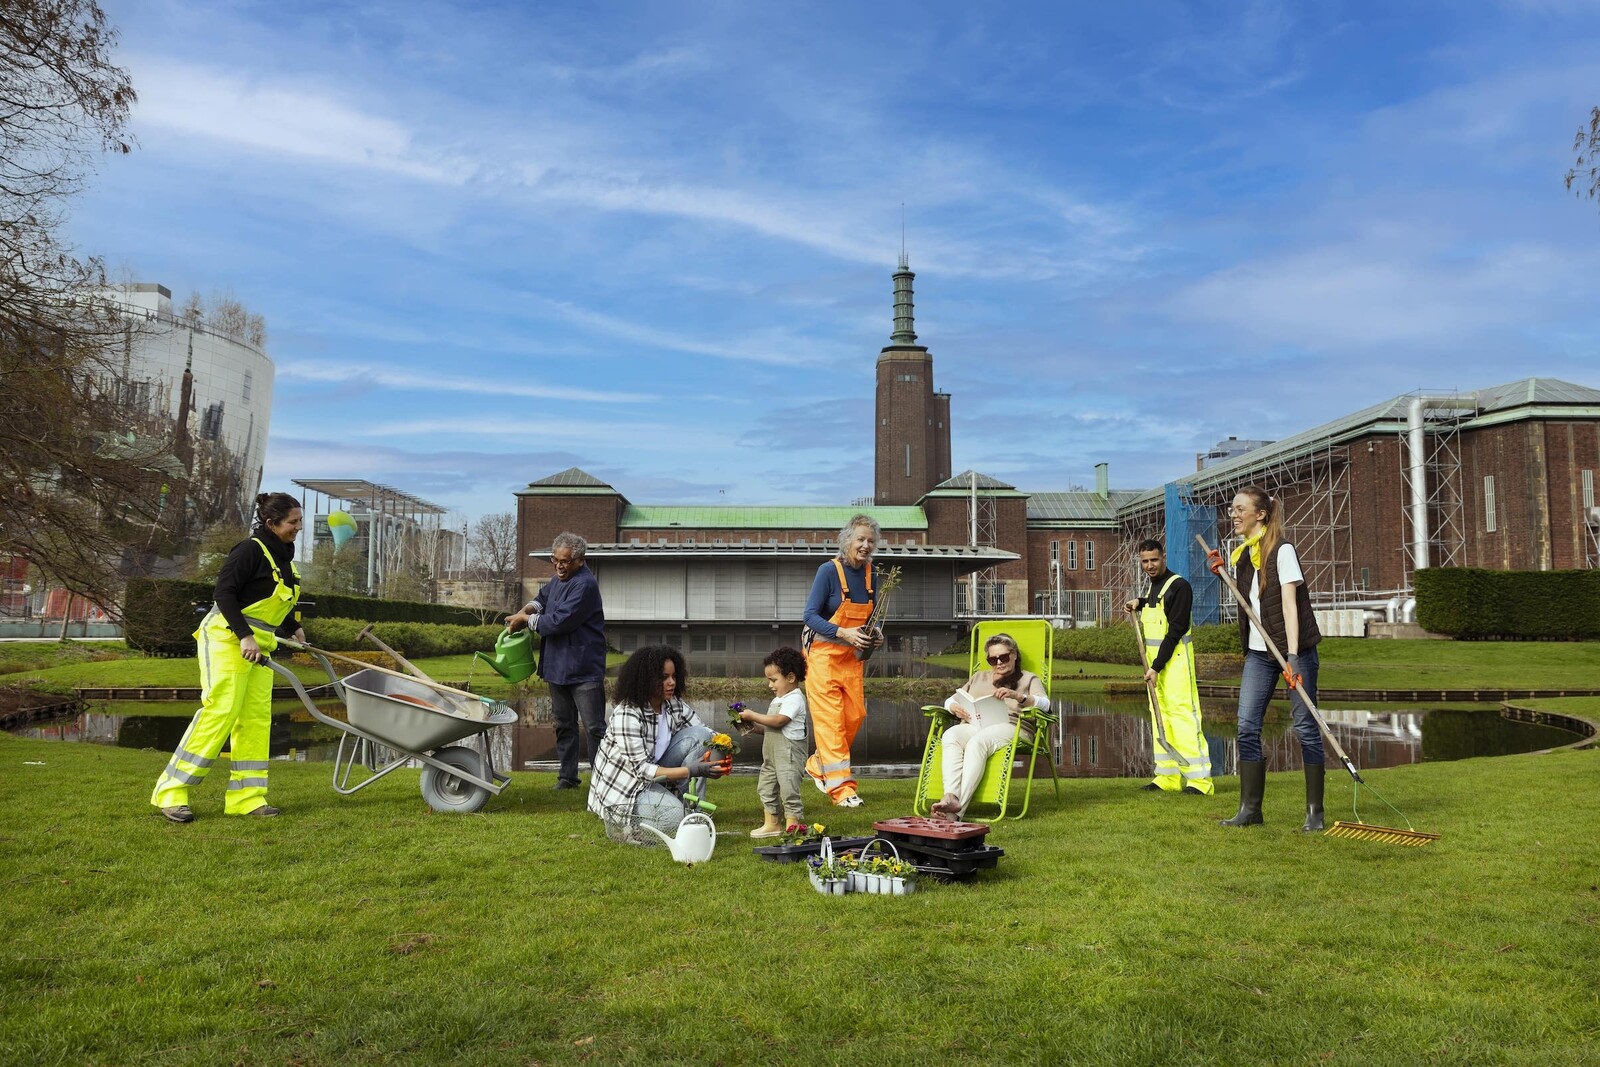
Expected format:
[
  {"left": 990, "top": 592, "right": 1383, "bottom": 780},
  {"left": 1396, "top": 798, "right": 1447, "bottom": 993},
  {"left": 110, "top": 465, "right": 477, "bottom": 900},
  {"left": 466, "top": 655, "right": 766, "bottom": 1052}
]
[{"left": 101, "top": 283, "right": 274, "bottom": 534}]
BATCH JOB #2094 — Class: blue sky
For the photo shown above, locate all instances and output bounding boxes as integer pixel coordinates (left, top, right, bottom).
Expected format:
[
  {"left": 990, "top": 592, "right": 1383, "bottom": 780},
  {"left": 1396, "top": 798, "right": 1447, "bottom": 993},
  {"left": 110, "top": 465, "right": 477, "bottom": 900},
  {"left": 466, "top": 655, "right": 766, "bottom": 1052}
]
[{"left": 73, "top": 0, "right": 1600, "bottom": 522}]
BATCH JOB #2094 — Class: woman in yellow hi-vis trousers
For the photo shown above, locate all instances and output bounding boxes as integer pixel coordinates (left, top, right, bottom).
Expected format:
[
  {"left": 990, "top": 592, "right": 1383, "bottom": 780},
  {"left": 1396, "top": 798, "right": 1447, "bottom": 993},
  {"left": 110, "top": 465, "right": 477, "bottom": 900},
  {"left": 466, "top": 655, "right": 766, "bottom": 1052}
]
[
  {"left": 801, "top": 515, "right": 883, "bottom": 808},
  {"left": 151, "top": 493, "right": 305, "bottom": 823}
]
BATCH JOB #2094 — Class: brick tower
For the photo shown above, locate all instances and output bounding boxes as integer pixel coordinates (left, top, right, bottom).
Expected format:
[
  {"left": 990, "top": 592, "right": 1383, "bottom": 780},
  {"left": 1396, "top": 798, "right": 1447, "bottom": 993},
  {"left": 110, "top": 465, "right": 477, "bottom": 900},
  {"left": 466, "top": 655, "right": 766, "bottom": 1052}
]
[{"left": 875, "top": 255, "right": 951, "bottom": 505}]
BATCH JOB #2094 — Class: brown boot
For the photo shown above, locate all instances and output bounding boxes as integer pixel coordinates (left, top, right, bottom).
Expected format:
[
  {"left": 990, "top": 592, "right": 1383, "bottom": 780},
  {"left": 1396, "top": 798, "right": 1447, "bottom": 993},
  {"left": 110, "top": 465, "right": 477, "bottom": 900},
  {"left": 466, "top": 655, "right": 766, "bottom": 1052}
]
[{"left": 750, "top": 811, "right": 784, "bottom": 838}]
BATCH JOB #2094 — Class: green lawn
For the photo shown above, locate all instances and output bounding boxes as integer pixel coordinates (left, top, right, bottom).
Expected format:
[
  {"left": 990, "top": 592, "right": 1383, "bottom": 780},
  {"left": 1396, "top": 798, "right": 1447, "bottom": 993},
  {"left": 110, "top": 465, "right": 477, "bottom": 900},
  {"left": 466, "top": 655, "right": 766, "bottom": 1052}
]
[
  {"left": 10, "top": 639, "right": 1599, "bottom": 697},
  {"left": 0, "top": 734, "right": 1596, "bottom": 1066}
]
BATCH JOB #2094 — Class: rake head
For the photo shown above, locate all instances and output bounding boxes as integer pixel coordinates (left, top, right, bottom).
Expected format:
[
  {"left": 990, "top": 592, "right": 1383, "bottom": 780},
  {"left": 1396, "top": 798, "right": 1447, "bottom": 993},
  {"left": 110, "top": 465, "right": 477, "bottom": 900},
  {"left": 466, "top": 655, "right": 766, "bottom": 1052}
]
[{"left": 1325, "top": 820, "right": 1440, "bottom": 847}]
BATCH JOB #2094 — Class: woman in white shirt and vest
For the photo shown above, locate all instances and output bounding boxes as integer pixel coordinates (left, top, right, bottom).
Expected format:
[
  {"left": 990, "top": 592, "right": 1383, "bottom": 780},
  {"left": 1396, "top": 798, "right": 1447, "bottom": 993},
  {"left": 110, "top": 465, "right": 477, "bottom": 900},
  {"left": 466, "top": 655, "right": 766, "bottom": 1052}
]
[{"left": 1220, "top": 485, "right": 1326, "bottom": 832}]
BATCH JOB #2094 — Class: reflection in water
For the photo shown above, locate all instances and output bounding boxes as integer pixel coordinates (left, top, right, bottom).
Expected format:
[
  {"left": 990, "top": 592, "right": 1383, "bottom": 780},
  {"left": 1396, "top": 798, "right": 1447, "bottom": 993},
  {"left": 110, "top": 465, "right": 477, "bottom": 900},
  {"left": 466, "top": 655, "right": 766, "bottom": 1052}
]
[
  {"left": 614, "top": 652, "right": 966, "bottom": 681},
  {"left": 504, "top": 693, "right": 1585, "bottom": 779},
  {"left": 12, "top": 694, "right": 1584, "bottom": 782}
]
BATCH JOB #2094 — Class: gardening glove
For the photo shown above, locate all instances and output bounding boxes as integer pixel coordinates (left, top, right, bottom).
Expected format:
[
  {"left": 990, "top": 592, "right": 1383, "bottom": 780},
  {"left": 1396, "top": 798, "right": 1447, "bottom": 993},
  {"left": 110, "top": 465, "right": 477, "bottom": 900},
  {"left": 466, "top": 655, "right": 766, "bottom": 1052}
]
[
  {"left": 1205, "top": 548, "right": 1224, "bottom": 574},
  {"left": 686, "top": 756, "right": 732, "bottom": 779},
  {"left": 1283, "top": 654, "right": 1303, "bottom": 690}
]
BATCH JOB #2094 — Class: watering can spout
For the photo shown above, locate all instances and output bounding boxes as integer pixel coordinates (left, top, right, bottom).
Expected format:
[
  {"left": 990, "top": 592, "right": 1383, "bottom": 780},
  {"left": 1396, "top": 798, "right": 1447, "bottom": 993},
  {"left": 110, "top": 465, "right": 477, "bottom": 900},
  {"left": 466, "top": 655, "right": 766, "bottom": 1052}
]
[
  {"left": 474, "top": 627, "right": 537, "bottom": 683},
  {"left": 641, "top": 824, "right": 673, "bottom": 846}
]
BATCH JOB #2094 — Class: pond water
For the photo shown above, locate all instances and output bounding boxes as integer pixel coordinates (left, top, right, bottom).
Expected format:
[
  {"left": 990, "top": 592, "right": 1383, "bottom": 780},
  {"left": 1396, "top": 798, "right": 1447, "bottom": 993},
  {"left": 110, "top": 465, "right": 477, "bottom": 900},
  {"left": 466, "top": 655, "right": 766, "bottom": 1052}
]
[{"left": 11, "top": 692, "right": 1584, "bottom": 780}]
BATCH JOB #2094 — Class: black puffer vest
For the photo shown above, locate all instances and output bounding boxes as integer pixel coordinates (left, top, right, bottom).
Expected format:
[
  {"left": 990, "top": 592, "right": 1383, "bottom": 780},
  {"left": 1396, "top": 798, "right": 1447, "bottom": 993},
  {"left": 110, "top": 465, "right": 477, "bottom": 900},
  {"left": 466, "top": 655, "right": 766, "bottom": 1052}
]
[{"left": 1235, "top": 541, "right": 1321, "bottom": 655}]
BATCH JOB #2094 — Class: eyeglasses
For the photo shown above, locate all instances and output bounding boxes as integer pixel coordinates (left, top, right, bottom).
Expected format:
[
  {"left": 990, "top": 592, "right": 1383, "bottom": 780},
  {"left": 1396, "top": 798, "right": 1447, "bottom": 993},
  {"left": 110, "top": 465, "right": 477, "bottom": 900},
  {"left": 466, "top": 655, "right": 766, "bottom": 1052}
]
[{"left": 987, "top": 652, "right": 1015, "bottom": 665}]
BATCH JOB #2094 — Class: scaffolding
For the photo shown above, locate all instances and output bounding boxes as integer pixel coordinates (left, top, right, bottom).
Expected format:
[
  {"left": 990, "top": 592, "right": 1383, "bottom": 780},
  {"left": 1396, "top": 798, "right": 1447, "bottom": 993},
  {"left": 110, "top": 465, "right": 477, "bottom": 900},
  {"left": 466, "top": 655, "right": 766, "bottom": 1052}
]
[
  {"left": 1115, "top": 437, "right": 1354, "bottom": 623},
  {"left": 957, "top": 472, "right": 1004, "bottom": 614},
  {"left": 1396, "top": 395, "right": 1476, "bottom": 585}
]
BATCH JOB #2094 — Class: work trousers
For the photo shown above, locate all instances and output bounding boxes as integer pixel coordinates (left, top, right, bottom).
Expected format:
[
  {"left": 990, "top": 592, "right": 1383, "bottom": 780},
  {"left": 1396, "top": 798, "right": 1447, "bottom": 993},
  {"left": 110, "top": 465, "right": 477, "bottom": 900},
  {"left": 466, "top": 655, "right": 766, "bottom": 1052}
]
[
  {"left": 758, "top": 729, "right": 806, "bottom": 822},
  {"left": 804, "top": 643, "right": 866, "bottom": 802},
  {"left": 150, "top": 633, "right": 274, "bottom": 814}
]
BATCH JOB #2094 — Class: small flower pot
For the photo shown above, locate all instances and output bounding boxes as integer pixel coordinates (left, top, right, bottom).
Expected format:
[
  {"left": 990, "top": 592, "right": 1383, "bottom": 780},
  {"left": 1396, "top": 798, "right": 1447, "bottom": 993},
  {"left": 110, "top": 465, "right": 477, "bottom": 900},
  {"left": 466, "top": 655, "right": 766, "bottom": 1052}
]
[
  {"left": 890, "top": 875, "right": 916, "bottom": 896},
  {"left": 809, "top": 870, "right": 848, "bottom": 895}
]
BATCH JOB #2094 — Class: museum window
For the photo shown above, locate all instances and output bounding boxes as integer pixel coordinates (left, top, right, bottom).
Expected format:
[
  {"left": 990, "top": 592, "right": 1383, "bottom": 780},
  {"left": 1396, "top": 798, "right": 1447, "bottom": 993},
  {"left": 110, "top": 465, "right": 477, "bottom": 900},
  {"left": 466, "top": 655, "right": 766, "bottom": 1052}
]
[
  {"left": 1085, "top": 541, "right": 1096, "bottom": 571},
  {"left": 1484, "top": 476, "right": 1497, "bottom": 533},
  {"left": 1066, "top": 541, "right": 1077, "bottom": 570}
]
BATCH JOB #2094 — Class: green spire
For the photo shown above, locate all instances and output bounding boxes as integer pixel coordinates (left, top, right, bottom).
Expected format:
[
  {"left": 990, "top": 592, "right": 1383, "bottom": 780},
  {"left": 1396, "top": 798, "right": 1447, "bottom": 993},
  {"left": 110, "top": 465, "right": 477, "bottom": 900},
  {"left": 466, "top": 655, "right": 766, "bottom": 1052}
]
[{"left": 891, "top": 253, "right": 917, "bottom": 344}]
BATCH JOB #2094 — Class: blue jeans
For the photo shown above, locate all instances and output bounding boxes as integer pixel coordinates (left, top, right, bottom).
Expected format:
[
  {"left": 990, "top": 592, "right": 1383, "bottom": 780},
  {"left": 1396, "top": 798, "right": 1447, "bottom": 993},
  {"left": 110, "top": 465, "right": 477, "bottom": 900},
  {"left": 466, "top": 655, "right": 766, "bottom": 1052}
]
[
  {"left": 1236, "top": 647, "right": 1323, "bottom": 765},
  {"left": 550, "top": 680, "right": 607, "bottom": 784}
]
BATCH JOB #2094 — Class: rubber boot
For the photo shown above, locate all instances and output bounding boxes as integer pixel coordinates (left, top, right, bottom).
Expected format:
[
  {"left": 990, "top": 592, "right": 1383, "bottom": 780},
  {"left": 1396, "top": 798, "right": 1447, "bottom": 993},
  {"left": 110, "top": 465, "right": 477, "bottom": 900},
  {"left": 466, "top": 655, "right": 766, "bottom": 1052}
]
[
  {"left": 750, "top": 811, "right": 784, "bottom": 839},
  {"left": 1300, "top": 762, "right": 1325, "bottom": 832},
  {"left": 1219, "top": 760, "right": 1265, "bottom": 827}
]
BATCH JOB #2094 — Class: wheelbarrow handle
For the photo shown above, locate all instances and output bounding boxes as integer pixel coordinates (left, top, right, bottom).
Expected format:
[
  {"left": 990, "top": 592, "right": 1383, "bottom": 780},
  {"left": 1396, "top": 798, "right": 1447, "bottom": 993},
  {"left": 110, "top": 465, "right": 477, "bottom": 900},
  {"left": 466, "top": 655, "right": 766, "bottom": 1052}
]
[{"left": 284, "top": 639, "right": 490, "bottom": 710}]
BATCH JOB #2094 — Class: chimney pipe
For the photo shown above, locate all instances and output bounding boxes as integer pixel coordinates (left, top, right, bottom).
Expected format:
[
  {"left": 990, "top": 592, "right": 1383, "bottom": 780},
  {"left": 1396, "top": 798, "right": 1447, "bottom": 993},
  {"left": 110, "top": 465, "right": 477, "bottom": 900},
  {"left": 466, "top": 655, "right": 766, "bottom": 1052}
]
[{"left": 1095, "top": 463, "right": 1109, "bottom": 500}]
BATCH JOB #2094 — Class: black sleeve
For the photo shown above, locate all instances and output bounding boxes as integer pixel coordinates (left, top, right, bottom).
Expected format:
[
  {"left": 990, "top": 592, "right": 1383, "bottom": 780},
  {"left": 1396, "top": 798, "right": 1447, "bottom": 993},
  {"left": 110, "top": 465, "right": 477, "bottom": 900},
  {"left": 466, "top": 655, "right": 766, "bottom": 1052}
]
[
  {"left": 213, "top": 540, "right": 263, "bottom": 640},
  {"left": 1150, "top": 578, "right": 1193, "bottom": 674}
]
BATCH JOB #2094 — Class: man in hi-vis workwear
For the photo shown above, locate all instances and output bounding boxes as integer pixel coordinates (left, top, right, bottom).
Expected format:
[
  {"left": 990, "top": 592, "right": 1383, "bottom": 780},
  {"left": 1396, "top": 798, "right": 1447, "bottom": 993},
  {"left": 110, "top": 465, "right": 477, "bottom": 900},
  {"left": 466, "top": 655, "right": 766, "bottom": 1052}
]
[
  {"left": 151, "top": 492, "right": 305, "bottom": 822},
  {"left": 1125, "top": 538, "right": 1214, "bottom": 795}
]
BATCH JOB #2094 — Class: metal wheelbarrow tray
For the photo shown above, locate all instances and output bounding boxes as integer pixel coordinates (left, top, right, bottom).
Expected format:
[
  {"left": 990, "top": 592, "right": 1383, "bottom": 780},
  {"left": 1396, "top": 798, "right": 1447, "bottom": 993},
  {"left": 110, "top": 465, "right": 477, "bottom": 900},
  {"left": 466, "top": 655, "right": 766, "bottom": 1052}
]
[{"left": 268, "top": 652, "right": 518, "bottom": 813}]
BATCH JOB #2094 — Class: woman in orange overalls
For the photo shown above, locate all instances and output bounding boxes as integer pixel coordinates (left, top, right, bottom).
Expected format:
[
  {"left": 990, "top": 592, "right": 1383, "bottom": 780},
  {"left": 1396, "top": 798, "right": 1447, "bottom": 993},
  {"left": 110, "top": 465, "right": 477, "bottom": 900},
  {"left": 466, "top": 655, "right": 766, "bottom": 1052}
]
[{"left": 801, "top": 515, "right": 883, "bottom": 808}]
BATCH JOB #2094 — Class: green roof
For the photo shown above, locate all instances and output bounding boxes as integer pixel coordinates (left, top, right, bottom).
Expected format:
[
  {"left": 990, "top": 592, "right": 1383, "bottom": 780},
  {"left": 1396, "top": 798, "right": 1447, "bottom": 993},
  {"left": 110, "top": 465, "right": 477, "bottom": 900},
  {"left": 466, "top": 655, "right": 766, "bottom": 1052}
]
[
  {"left": 618, "top": 505, "right": 927, "bottom": 530},
  {"left": 1028, "top": 490, "right": 1145, "bottom": 524}
]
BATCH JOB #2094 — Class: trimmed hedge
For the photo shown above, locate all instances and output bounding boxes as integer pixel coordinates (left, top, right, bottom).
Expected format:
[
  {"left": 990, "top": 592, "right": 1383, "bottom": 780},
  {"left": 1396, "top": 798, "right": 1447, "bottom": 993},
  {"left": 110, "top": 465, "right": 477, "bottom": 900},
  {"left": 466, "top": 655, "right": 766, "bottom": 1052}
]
[
  {"left": 302, "top": 619, "right": 504, "bottom": 657},
  {"left": 1052, "top": 622, "right": 1241, "bottom": 666},
  {"left": 1415, "top": 567, "right": 1600, "bottom": 640},
  {"left": 124, "top": 577, "right": 501, "bottom": 656}
]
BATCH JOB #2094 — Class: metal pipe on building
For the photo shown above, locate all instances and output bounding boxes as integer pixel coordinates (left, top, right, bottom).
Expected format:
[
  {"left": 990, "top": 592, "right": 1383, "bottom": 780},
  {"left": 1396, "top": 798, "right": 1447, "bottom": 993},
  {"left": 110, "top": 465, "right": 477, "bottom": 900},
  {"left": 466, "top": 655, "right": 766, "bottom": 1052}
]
[{"left": 1407, "top": 393, "right": 1475, "bottom": 572}]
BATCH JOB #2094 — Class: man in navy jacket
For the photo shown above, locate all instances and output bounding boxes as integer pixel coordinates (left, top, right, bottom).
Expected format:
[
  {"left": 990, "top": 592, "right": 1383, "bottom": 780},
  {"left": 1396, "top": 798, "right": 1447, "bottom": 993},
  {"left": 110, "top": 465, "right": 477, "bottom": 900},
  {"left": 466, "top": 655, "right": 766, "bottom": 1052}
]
[{"left": 508, "top": 532, "right": 607, "bottom": 789}]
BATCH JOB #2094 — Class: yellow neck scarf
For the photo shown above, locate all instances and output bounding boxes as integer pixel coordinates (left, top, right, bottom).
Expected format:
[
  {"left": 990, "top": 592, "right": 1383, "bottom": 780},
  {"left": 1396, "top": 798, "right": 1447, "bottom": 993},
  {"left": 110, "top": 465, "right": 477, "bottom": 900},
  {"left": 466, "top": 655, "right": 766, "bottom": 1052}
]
[{"left": 1230, "top": 529, "right": 1265, "bottom": 572}]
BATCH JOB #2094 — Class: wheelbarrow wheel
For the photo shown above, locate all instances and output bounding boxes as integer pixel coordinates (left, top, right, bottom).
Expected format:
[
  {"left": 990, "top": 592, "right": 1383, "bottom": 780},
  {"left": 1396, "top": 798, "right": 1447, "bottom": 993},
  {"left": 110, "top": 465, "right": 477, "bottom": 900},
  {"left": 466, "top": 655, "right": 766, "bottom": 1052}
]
[{"left": 419, "top": 746, "right": 490, "bottom": 813}]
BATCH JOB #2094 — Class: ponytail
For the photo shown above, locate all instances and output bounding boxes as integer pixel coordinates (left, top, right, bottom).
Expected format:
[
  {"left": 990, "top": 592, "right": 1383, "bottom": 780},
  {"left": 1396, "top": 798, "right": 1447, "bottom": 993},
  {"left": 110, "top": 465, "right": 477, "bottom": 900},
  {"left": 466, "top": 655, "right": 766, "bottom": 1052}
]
[
  {"left": 254, "top": 492, "right": 301, "bottom": 528},
  {"left": 1237, "top": 485, "right": 1283, "bottom": 588}
]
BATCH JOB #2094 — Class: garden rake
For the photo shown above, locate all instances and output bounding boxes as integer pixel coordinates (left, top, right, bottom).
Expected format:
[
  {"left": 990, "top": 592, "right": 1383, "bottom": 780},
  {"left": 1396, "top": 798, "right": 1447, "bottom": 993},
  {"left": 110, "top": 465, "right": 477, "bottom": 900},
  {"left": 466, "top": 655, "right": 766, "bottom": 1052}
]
[
  {"left": 1128, "top": 612, "right": 1190, "bottom": 769},
  {"left": 1196, "top": 535, "right": 1439, "bottom": 846}
]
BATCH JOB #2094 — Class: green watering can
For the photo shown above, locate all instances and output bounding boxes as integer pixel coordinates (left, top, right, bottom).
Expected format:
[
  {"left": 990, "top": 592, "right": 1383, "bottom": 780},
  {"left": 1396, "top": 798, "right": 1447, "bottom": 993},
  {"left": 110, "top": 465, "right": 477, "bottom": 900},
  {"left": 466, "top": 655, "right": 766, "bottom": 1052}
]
[{"left": 473, "top": 626, "right": 538, "bottom": 684}]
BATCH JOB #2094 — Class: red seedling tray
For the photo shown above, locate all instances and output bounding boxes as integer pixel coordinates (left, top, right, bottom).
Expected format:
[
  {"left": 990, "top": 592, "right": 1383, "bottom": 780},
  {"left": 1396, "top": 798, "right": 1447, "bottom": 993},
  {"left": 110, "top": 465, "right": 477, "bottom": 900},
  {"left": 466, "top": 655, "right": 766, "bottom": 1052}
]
[{"left": 872, "top": 816, "right": 991, "bottom": 842}]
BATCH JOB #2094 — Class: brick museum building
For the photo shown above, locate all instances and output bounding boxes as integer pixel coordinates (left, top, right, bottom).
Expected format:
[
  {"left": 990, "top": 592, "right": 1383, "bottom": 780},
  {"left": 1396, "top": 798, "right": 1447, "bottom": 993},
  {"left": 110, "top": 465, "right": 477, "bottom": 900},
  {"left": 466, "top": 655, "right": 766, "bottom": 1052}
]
[{"left": 515, "top": 259, "right": 1600, "bottom": 646}]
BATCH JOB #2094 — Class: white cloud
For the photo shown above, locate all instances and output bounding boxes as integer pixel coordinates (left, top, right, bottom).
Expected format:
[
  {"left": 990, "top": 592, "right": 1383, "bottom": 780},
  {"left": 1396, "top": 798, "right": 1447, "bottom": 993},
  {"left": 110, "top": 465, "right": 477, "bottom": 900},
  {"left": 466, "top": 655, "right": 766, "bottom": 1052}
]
[
  {"left": 129, "top": 58, "right": 473, "bottom": 183},
  {"left": 276, "top": 361, "right": 652, "bottom": 403}
]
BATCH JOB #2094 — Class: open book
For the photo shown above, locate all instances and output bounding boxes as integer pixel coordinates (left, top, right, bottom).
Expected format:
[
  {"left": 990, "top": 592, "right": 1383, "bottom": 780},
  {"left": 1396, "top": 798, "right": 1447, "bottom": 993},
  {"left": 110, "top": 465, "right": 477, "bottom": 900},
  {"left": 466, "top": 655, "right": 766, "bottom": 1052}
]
[{"left": 950, "top": 688, "right": 1013, "bottom": 730}]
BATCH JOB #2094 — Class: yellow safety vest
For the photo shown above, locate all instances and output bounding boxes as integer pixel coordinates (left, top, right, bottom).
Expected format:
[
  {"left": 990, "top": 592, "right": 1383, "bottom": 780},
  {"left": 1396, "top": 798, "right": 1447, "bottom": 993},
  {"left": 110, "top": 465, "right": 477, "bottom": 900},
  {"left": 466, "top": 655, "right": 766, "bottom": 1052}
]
[
  {"left": 1140, "top": 573, "right": 1197, "bottom": 701},
  {"left": 195, "top": 538, "right": 301, "bottom": 655}
]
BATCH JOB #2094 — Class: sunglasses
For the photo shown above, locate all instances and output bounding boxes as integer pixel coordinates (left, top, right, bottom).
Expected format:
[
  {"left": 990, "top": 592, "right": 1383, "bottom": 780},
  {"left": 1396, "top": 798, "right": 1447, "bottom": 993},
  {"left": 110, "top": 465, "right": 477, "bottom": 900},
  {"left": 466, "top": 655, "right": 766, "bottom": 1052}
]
[{"left": 987, "top": 652, "right": 1015, "bottom": 665}]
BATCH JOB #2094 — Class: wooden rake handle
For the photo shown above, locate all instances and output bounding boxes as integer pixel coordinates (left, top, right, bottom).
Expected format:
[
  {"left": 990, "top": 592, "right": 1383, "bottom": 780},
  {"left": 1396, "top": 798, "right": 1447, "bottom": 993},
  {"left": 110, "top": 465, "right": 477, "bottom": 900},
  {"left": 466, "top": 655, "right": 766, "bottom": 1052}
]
[{"left": 1194, "top": 535, "right": 1363, "bottom": 784}]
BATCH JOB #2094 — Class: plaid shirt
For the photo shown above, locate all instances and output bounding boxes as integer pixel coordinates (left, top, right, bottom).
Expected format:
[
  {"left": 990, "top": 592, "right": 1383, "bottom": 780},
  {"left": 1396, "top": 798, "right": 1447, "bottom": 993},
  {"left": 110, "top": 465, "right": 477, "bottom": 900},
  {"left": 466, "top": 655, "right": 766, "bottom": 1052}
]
[{"left": 586, "top": 698, "right": 707, "bottom": 817}]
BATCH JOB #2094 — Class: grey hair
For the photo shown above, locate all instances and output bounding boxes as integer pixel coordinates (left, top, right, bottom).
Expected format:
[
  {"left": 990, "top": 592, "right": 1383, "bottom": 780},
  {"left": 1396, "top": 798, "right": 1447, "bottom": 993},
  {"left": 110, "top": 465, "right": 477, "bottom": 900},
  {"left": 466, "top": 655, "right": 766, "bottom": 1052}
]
[
  {"left": 551, "top": 531, "right": 588, "bottom": 560},
  {"left": 836, "top": 514, "right": 881, "bottom": 551},
  {"left": 983, "top": 632, "right": 1021, "bottom": 658},
  {"left": 983, "top": 632, "right": 1023, "bottom": 684}
]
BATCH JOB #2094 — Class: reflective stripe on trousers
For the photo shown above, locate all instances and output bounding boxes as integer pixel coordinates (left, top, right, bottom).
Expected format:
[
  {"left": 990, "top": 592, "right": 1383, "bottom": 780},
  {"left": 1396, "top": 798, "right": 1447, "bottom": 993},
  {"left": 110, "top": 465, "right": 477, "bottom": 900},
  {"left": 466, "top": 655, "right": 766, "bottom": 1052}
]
[
  {"left": 150, "top": 623, "right": 275, "bottom": 814},
  {"left": 1140, "top": 581, "right": 1213, "bottom": 794}
]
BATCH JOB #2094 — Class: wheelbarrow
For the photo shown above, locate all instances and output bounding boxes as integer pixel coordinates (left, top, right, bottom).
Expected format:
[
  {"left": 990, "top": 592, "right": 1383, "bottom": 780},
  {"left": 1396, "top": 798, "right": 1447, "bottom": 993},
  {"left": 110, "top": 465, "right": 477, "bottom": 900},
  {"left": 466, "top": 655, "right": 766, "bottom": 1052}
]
[{"left": 265, "top": 641, "right": 518, "bottom": 813}]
